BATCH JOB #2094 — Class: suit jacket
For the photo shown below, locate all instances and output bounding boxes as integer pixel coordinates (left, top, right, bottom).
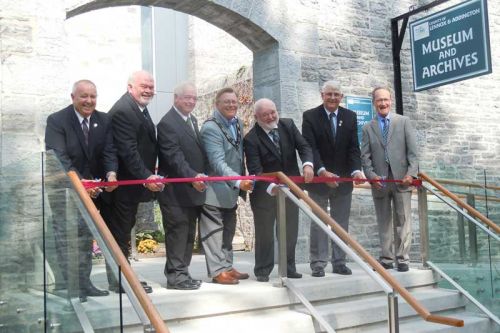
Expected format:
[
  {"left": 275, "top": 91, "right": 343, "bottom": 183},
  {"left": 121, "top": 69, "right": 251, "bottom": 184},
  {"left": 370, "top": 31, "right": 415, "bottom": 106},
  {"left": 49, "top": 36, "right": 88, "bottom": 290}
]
[
  {"left": 45, "top": 104, "right": 117, "bottom": 180},
  {"left": 156, "top": 107, "right": 207, "bottom": 207},
  {"left": 108, "top": 92, "right": 158, "bottom": 203},
  {"left": 200, "top": 111, "right": 245, "bottom": 209},
  {"left": 361, "top": 113, "right": 418, "bottom": 196},
  {"left": 244, "top": 118, "right": 313, "bottom": 208},
  {"left": 302, "top": 105, "right": 361, "bottom": 195}
]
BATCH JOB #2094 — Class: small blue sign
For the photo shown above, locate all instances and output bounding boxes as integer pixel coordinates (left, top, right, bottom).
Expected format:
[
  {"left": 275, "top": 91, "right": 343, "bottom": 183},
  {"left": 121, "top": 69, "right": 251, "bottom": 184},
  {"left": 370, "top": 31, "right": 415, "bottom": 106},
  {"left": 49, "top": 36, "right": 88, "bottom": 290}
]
[
  {"left": 409, "top": 0, "right": 492, "bottom": 91},
  {"left": 344, "top": 96, "right": 374, "bottom": 145}
]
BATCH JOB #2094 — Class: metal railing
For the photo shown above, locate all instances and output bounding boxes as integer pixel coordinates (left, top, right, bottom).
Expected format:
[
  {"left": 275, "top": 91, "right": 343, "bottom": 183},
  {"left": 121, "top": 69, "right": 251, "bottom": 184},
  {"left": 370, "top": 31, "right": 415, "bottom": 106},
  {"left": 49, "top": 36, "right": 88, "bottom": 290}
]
[
  {"left": 68, "top": 171, "right": 169, "bottom": 333},
  {"left": 418, "top": 172, "right": 499, "bottom": 326},
  {"left": 266, "top": 172, "right": 464, "bottom": 332},
  {"left": 419, "top": 172, "right": 500, "bottom": 235}
]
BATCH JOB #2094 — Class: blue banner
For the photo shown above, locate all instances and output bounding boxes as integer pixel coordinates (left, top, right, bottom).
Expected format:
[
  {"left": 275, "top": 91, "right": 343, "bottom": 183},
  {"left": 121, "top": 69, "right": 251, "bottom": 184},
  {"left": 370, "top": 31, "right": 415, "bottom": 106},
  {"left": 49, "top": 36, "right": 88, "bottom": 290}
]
[{"left": 344, "top": 95, "right": 374, "bottom": 145}]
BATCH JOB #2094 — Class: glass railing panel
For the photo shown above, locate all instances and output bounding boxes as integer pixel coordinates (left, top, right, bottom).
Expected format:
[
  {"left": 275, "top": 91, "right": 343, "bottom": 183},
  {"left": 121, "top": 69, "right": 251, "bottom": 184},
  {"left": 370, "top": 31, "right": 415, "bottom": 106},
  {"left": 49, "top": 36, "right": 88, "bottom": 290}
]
[
  {"left": 0, "top": 153, "right": 70, "bottom": 332},
  {"left": 43, "top": 151, "right": 141, "bottom": 332},
  {"left": 425, "top": 185, "right": 499, "bottom": 316}
]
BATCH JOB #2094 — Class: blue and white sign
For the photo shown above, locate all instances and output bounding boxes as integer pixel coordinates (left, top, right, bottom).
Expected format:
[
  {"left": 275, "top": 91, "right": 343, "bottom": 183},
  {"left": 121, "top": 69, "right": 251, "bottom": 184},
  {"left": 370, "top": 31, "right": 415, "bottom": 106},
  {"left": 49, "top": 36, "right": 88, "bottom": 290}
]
[
  {"left": 344, "top": 96, "right": 374, "bottom": 145},
  {"left": 410, "top": 0, "right": 492, "bottom": 91}
]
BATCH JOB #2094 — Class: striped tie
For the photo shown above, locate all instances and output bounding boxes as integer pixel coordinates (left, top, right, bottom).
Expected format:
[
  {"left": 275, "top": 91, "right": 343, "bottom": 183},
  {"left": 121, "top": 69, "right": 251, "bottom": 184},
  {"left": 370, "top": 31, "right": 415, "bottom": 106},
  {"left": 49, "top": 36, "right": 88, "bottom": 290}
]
[
  {"left": 382, "top": 118, "right": 389, "bottom": 163},
  {"left": 82, "top": 118, "right": 89, "bottom": 145},
  {"left": 270, "top": 128, "right": 281, "bottom": 155}
]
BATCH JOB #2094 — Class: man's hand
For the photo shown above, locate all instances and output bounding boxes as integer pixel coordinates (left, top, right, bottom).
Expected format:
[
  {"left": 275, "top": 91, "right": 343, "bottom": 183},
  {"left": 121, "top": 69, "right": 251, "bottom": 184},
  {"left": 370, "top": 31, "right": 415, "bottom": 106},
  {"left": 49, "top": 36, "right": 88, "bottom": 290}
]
[
  {"left": 401, "top": 175, "right": 413, "bottom": 186},
  {"left": 145, "top": 175, "right": 165, "bottom": 192},
  {"left": 192, "top": 173, "right": 208, "bottom": 192},
  {"left": 353, "top": 171, "right": 365, "bottom": 185},
  {"left": 105, "top": 173, "right": 118, "bottom": 192},
  {"left": 319, "top": 170, "right": 338, "bottom": 188},
  {"left": 372, "top": 175, "right": 384, "bottom": 190},
  {"left": 83, "top": 179, "right": 103, "bottom": 198},
  {"left": 303, "top": 165, "right": 314, "bottom": 183},
  {"left": 239, "top": 179, "right": 254, "bottom": 192}
]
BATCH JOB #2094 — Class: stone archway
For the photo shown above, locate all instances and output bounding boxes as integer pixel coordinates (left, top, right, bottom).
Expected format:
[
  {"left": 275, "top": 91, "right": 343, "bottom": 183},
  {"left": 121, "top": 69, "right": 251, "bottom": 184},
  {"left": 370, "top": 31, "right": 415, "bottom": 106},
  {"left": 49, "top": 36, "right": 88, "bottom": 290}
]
[{"left": 66, "top": 0, "right": 281, "bottom": 106}]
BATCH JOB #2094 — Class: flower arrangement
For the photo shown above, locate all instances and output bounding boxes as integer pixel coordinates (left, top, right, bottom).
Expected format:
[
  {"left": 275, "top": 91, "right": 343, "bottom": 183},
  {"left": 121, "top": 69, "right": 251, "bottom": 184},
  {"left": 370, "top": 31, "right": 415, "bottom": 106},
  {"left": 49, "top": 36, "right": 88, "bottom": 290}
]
[{"left": 137, "top": 239, "right": 159, "bottom": 254}]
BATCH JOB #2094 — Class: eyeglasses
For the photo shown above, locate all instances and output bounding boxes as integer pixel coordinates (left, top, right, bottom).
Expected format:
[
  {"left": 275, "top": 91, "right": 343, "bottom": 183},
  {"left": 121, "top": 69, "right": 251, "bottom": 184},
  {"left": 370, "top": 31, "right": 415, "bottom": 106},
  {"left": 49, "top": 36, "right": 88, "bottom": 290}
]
[
  {"left": 322, "top": 92, "right": 343, "bottom": 98},
  {"left": 222, "top": 100, "right": 238, "bottom": 106},
  {"left": 181, "top": 95, "right": 198, "bottom": 101}
]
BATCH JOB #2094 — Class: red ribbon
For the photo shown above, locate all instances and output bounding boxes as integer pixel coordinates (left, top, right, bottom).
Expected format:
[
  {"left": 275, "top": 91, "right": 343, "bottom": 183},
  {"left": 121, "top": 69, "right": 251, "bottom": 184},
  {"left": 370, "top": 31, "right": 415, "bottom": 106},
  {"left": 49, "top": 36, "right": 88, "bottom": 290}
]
[{"left": 82, "top": 175, "right": 421, "bottom": 189}]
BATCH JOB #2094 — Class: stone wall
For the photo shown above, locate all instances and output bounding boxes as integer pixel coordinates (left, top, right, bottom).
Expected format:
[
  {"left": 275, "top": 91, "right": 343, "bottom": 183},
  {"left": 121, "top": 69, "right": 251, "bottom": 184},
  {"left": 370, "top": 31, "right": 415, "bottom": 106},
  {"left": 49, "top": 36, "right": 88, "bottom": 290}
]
[{"left": 1, "top": 0, "right": 499, "bottom": 267}]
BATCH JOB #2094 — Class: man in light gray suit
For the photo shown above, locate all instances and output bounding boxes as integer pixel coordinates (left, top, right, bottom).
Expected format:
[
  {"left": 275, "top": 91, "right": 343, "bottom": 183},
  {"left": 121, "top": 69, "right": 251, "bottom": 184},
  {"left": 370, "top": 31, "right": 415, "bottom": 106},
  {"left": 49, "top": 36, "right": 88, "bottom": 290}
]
[
  {"left": 360, "top": 87, "right": 418, "bottom": 272},
  {"left": 200, "top": 87, "right": 253, "bottom": 285}
]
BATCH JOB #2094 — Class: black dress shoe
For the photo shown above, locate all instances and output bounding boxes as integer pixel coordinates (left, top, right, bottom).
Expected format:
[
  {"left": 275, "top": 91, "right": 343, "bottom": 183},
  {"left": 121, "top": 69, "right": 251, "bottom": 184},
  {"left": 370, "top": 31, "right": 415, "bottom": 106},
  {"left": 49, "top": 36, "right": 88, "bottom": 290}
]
[
  {"left": 287, "top": 271, "right": 302, "bottom": 279},
  {"left": 167, "top": 280, "right": 199, "bottom": 290},
  {"left": 190, "top": 278, "right": 202, "bottom": 286},
  {"left": 311, "top": 268, "right": 325, "bottom": 277},
  {"left": 397, "top": 263, "right": 409, "bottom": 272},
  {"left": 83, "top": 285, "right": 110, "bottom": 297},
  {"left": 256, "top": 275, "right": 269, "bottom": 282},
  {"left": 380, "top": 261, "right": 394, "bottom": 269},
  {"left": 332, "top": 265, "right": 352, "bottom": 275}
]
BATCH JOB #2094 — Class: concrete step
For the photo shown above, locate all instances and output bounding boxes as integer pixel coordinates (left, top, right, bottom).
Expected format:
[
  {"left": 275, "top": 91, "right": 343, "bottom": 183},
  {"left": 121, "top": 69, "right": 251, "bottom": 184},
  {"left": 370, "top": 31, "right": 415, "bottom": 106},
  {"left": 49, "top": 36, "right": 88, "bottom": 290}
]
[
  {"left": 358, "top": 311, "right": 499, "bottom": 333},
  {"left": 300, "top": 288, "right": 467, "bottom": 330},
  {"left": 161, "top": 308, "right": 315, "bottom": 333},
  {"left": 288, "top": 267, "right": 437, "bottom": 302}
]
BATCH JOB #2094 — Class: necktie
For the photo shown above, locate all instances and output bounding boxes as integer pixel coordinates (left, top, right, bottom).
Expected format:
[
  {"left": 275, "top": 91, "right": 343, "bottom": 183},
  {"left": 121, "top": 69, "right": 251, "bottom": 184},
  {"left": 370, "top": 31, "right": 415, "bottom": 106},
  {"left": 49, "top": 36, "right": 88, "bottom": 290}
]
[
  {"left": 82, "top": 118, "right": 89, "bottom": 145},
  {"left": 329, "top": 112, "right": 336, "bottom": 138},
  {"left": 229, "top": 118, "right": 238, "bottom": 140},
  {"left": 142, "top": 108, "right": 155, "bottom": 132},
  {"left": 186, "top": 116, "right": 196, "bottom": 136},
  {"left": 382, "top": 118, "right": 389, "bottom": 163},
  {"left": 270, "top": 128, "right": 281, "bottom": 155}
]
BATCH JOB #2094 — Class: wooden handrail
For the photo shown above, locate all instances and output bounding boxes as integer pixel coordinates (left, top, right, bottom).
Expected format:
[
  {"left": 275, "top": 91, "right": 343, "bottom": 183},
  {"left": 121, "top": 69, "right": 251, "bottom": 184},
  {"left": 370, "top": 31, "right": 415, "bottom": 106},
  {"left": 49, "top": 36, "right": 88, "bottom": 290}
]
[
  {"left": 420, "top": 172, "right": 500, "bottom": 234},
  {"left": 266, "top": 172, "right": 464, "bottom": 328},
  {"left": 353, "top": 184, "right": 500, "bottom": 202},
  {"left": 435, "top": 178, "right": 500, "bottom": 191},
  {"left": 68, "top": 171, "right": 169, "bottom": 333}
]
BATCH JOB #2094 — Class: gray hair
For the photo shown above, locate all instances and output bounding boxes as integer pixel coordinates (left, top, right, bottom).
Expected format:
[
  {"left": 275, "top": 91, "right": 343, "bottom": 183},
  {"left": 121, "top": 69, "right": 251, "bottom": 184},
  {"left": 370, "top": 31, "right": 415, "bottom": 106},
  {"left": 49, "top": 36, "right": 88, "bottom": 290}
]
[
  {"left": 127, "top": 70, "right": 153, "bottom": 86},
  {"left": 321, "top": 80, "right": 342, "bottom": 93},
  {"left": 253, "top": 98, "right": 276, "bottom": 114},
  {"left": 174, "top": 81, "right": 197, "bottom": 96},
  {"left": 72, "top": 79, "right": 96, "bottom": 95}
]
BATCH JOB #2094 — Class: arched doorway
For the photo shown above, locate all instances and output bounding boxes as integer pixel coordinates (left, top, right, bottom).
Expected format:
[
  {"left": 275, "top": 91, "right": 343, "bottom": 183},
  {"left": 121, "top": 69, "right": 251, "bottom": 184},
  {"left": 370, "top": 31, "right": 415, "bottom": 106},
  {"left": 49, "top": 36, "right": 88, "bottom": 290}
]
[{"left": 66, "top": 0, "right": 281, "bottom": 106}]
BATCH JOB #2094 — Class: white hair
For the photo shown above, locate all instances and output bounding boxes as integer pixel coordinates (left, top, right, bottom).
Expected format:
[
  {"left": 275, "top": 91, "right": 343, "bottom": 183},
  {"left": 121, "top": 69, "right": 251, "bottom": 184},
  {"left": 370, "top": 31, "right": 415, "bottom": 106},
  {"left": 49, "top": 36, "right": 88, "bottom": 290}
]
[
  {"left": 253, "top": 98, "right": 276, "bottom": 114},
  {"left": 321, "top": 80, "right": 342, "bottom": 93}
]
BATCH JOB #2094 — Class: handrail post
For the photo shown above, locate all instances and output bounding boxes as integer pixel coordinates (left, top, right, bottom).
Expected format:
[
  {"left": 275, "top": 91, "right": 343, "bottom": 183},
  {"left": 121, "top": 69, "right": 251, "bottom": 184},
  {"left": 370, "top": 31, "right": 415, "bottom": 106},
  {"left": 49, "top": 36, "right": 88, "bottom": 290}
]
[
  {"left": 276, "top": 189, "right": 287, "bottom": 286},
  {"left": 417, "top": 185, "right": 429, "bottom": 267},
  {"left": 466, "top": 194, "right": 478, "bottom": 264},
  {"left": 388, "top": 292, "right": 399, "bottom": 333}
]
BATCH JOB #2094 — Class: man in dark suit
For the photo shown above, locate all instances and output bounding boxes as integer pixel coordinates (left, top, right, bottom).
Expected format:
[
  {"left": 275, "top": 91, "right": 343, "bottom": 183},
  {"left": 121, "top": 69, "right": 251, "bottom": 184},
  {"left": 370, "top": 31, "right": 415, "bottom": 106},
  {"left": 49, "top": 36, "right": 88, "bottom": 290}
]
[
  {"left": 107, "top": 70, "right": 163, "bottom": 293},
  {"left": 157, "top": 82, "right": 207, "bottom": 290},
  {"left": 45, "top": 79, "right": 117, "bottom": 301},
  {"left": 302, "top": 81, "right": 364, "bottom": 277},
  {"left": 244, "top": 98, "right": 314, "bottom": 282}
]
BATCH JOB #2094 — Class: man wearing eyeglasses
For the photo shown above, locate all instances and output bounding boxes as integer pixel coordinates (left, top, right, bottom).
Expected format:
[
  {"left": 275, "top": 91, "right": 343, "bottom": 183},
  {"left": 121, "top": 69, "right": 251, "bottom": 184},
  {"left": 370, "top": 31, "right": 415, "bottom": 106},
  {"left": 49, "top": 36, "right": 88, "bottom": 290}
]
[
  {"left": 156, "top": 82, "right": 207, "bottom": 290},
  {"left": 302, "top": 81, "right": 364, "bottom": 277},
  {"left": 361, "top": 87, "right": 418, "bottom": 272},
  {"left": 199, "top": 87, "right": 253, "bottom": 285}
]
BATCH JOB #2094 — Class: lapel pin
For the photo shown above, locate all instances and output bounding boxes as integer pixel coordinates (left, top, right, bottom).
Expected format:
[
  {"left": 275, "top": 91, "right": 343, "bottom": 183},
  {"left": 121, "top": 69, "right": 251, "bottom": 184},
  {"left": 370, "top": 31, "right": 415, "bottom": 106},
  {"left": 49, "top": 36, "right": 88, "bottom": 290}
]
[
  {"left": 339, "top": 120, "right": 343, "bottom": 127},
  {"left": 93, "top": 123, "right": 98, "bottom": 128}
]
